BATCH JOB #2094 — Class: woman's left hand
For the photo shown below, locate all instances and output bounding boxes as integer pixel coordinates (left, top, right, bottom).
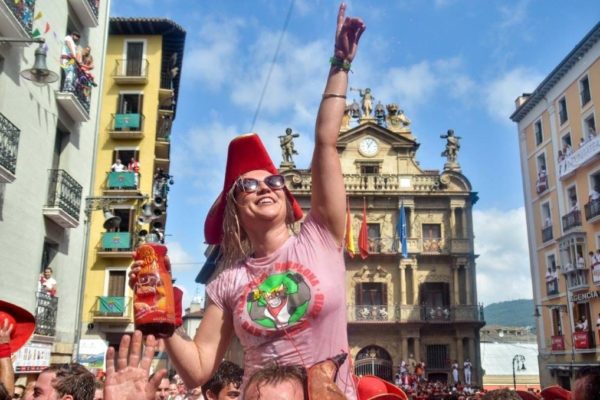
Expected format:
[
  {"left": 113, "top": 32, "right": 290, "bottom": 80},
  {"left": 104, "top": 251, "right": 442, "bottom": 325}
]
[{"left": 334, "top": 3, "right": 366, "bottom": 63}]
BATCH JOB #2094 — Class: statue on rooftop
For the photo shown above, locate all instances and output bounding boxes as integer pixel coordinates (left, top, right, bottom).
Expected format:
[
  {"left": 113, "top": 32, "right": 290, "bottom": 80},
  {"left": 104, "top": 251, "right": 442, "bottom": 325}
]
[
  {"left": 350, "top": 87, "right": 374, "bottom": 118},
  {"left": 279, "top": 127, "right": 300, "bottom": 167},
  {"left": 440, "top": 129, "right": 462, "bottom": 172}
]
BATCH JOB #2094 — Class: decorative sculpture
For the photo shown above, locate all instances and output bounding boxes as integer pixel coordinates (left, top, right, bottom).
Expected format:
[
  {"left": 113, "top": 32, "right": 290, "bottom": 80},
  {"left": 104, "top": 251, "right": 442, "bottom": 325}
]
[
  {"left": 279, "top": 127, "right": 300, "bottom": 167},
  {"left": 440, "top": 129, "right": 461, "bottom": 171}
]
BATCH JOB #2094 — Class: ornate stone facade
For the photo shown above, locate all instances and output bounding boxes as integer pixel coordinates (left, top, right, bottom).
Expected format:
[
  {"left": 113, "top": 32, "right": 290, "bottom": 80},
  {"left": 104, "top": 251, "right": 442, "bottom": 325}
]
[{"left": 285, "top": 105, "right": 484, "bottom": 385}]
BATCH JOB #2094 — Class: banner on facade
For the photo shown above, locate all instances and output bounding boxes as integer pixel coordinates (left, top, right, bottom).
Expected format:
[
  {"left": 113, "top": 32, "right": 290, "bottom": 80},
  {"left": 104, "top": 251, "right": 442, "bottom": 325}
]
[
  {"left": 13, "top": 341, "right": 52, "bottom": 373},
  {"left": 77, "top": 339, "right": 108, "bottom": 372},
  {"left": 551, "top": 335, "right": 565, "bottom": 351},
  {"left": 573, "top": 331, "right": 590, "bottom": 349}
]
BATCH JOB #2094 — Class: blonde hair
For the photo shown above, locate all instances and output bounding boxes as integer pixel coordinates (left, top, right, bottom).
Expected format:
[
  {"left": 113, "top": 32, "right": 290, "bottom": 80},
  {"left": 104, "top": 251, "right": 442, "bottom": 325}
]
[{"left": 219, "top": 181, "right": 296, "bottom": 270}]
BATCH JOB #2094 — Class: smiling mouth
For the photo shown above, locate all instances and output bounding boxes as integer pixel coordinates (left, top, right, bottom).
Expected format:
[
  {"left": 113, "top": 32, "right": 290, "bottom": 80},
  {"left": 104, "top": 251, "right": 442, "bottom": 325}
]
[{"left": 257, "top": 198, "right": 275, "bottom": 205}]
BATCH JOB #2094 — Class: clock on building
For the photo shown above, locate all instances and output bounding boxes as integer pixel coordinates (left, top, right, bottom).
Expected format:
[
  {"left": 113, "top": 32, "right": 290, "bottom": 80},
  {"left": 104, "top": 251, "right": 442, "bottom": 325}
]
[{"left": 358, "top": 137, "right": 379, "bottom": 157}]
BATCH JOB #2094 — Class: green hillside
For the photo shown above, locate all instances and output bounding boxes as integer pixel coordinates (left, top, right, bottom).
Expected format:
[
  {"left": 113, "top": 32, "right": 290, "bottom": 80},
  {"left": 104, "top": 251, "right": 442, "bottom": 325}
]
[{"left": 483, "top": 299, "right": 535, "bottom": 328}]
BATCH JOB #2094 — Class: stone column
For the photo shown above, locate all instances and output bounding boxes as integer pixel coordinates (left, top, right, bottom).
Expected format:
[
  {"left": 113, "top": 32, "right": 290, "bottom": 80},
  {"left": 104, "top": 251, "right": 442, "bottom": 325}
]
[
  {"left": 399, "top": 264, "right": 407, "bottom": 305},
  {"left": 455, "top": 336, "right": 464, "bottom": 366},
  {"left": 450, "top": 206, "right": 456, "bottom": 237},
  {"left": 462, "top": 207, "right": 468, "bottom": 238},
  {"left": 412, "top": 266, "right": 419, "bottom": 306},
  {"left": 452, "top": 264, "right": 459, "bottom": 306},
  {"left": 465, "top": 265, "right": 472, "bottom": 305},
  {"left": 402, "top": 337, "right": 408, "bottom": 360},
  {"left": 414, "top": 336, "right": 421, "bottom": 362},
  {"left": 468, "top": 338, "right": 477, "bottom": 384}
]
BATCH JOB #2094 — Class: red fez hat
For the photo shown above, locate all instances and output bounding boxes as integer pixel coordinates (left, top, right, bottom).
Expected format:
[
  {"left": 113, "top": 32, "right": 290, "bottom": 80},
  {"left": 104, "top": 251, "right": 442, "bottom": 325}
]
[
  {"left": 540, "top": 385, "right": 571, "bottom": 400},
  {"left": 204, "top": 133, "right": 303, "bottom": 245},
  {"left": 516, "top": 390, "right": 540, "bottom": 400},
  {"left": 0, "top": 300, "right": 35, "bottom": 354},
  {"left": 356, "top": 375, "right": 408, "bottom": 400}
]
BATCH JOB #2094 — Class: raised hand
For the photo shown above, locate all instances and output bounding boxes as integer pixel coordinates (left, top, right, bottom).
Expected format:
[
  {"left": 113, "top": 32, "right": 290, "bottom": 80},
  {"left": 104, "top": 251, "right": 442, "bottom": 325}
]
[
  {"left": 0, "top": 318, "right": 13, "bottom": 345},
  {"left": 104, "top": 331, "right": 167, "bottom": 400},
  {"left": 334, "top": 3, "right": 366, "bottom": 63}
]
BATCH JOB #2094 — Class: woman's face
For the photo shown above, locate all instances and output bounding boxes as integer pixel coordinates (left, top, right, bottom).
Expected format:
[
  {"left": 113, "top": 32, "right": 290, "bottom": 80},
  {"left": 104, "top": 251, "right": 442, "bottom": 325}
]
[{"left": 234, "top": 169, "right": 287, "bottom": 231}]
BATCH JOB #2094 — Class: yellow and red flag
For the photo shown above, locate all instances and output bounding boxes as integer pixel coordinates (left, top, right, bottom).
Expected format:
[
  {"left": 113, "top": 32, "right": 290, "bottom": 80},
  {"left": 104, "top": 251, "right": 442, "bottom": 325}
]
[
  {"left": 345, "top": 198, "right": 355, "bottom": 257},
  {"left": 358, "top": 198, "right": 369, "bottom": 259}
]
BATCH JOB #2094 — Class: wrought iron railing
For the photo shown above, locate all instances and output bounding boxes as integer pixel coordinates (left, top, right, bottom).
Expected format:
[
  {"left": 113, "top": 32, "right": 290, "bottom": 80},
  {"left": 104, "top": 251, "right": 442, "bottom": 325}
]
[
  {"left": 87, "top": 0, "right": 99, "bottom": 18},
  {"left": 585, "top": 199, "right": 600, "bottom": 221},
  {"left": 46, "top": 169, "right": 83, "bottom": 221},
  {"left": 541, "top": 225, "right": 553, "bottom": 242},
  {"left": 34, "top": 291, "right": 58, "bottom": 336},
  {"left": 562, "top": 210, "right": 582, "bottom": 232},
  {"left": 60, "top": 63, "right": 92, "bottom": 114},
  {"left": 113, "top": 58, "right": 149, "bottom": 78},
  {"left": 348, "top": 304, "right": 483, "bottom": 323},
  {"left": 288, "top": 173, "right": 441, "bottom": 192},
  {"left": 355, "top": 358, "right": 393, "bottom": 382},
  {"left": 3, "top": 0, "right": 35, "bottom": 34},
  {"left": 546, "top": 278, "right": 559, "bottom": 296},
  {"left": 0, "top": 112, "right": 20, "bottom": 175}
]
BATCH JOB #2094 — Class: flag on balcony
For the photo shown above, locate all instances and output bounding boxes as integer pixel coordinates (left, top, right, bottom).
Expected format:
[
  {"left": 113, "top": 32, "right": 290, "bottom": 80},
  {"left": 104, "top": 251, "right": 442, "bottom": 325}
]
[
  {"left": 397, "top": 202, "right": 408, "bottom": 258},
  {"left": 358, "top": 198, "right": 369, "bottom": 259},
  {"left": 345, "top": 198, "right": 356, "bottom": 258}
]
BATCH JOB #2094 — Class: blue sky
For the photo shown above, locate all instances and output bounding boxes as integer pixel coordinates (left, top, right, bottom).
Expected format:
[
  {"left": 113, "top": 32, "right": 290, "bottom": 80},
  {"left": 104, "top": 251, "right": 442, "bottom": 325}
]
[{"left": 111, "top": 0, "right": 600, "bottom": 307}]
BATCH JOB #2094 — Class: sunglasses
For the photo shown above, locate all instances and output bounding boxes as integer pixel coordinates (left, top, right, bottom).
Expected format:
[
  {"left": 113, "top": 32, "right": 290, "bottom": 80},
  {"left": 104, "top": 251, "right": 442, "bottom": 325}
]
[{"left": 236, "top": 174, "right": 286, "bottom": 193}]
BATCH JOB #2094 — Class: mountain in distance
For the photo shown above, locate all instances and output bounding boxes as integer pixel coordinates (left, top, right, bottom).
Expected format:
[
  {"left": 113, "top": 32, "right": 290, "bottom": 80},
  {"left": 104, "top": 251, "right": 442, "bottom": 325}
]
[{"left": 483, "top": 299, "right": 535, "bottom": 328}]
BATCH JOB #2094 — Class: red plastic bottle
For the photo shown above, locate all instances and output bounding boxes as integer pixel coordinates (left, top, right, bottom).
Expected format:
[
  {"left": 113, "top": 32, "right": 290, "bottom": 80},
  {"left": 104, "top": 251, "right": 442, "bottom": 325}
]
[{"left": 133, "top": 242, "right": 176, "bottom": 338}]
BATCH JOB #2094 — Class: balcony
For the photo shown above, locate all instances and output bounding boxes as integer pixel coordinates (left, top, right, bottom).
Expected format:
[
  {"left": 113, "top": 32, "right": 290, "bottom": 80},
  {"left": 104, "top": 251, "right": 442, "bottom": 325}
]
[
  {"left": 0, "top": 112, "right": 20, "bottom": 183},
  {"left": 546, "top": 278, "right": 559, "bottom": 296},
  {"left": 108, "top": 113, "right": 145, "bottom": 139},
  {"left": 287, "top": 173, "right": 440, "bottom": 193},
  {"left": 97, "top": 232, "right": 135, "bottom": 257},
  {"left": 43, "top": 169, "right": 82, "bottom": 228},
  {"left": 541, "top": 225, "right": 553, "bottom": 243},
  {"left": 55, "top": 65, "right": 92, "bottom": 122},
  {"left": 562, "top": 210, "right": 582, "bottom": 232},
  {"left": 112, "top": 59, "right": 149, "bottom": 84},
  {"left": 34, "top": 292, "right": 58, "bottom": 337},
  {"left": 422, "top": 238, "right": 443, "bottom": 254},
  {"left": 0, "top": 0, "right": 35, "bottom": 39},
  {"left": 584, "top": 199, "right": 600, "bottom": 222},
  {"left": 559, "top": 135, "right": 600, "bottom": 179},
  {"left": 347, "top": 305, "right": 483, "bottom": 323},
  {"left": 563, "top": 264, "right": 588, "bottom": 291},
  {"left": 573, "top": 331, "right": 594, "bottom": 350},
  {"left": 91, "top": 296, "right": 131, "bottom": 322},
  {"left": 67, "top": 0, "right": 99, "bottom": 27},
  {"left": 104, "top": 171, "right": 139, "bottom": 195}
]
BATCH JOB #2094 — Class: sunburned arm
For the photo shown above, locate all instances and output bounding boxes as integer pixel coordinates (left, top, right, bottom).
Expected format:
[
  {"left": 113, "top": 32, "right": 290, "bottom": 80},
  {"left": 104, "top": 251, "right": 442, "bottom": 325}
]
[{"left": 164, "top": 298, "right": 234, "bottom": 388}]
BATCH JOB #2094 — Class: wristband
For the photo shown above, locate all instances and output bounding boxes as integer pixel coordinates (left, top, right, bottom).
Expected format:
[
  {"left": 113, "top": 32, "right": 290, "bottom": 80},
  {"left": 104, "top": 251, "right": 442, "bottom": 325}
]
[
  {"left": 0, "top": 343, "right": 11, "bottom": 358},
  {"left": 322, "top": 93, "right": 347, "bottom": 100},
  {"left": 329, "top": 57, "right": 351, "bottom": 72}
]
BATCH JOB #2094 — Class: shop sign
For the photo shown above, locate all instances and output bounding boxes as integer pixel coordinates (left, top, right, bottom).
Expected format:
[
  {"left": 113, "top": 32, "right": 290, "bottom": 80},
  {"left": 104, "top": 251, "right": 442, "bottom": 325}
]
[
  {"left": 570, "top": 290, "right": 600, "bottom": 303},
  {"left": 551, "top": 335, "right": 565, "bottom": 351},
  {"left": 77, "top": 339, "right": 108, "bottom": 372},
  {"left": 13, "top": 341, "right": 52, "bottom": 373},
  {"left": 573, "top": 331, "right": 590, "bottom": 349}
]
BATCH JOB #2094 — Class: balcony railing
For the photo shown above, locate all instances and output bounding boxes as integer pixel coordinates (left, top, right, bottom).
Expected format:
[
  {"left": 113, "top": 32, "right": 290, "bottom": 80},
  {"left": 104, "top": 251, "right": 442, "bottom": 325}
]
[
  {"left": 112, "top": 59, "right": 149, "bottom": 84},
  {"left": 34, "top": 291, "right": 58, "bottom": 337},
  {"left": 348, "top": 305, "right": 483, "bottom": 323},
  {"left": 559, "top": 135, "right": 600, "bottom": 179},
  {"left": 584, "top": 199, "right": 600, "bottom": 221},
  {"left": 56, "top": 63, "right": 92, "bottom": 121},
  {"left": 44, "top": 169, "right": 82, "bottom": 227},
  {"left": 0, "top": 0, "right": 35, "bottom": 36},
  {"left": 542, "top": 225, "right": 553, "bottom": 243},
  {"left": 157, "top": 115, "right": 172, "bottom": 142},
  {"left": 0, "top": 112, "right": 20, "bottom": 183},
  {"left": 288, "top": 173, "right": 440, "bottom": 193},
  {"left": 67, "top": 0, "right": 99, "bottom": 27},
  {"left": 546, "top": 277, "right": 559, "bottom": 296},
  {"left": 536, "top": 175, "right": 548, "bottom": 194},
  {"left": 562, "top": 210, "right": 582, "bottom": 232},
  {"left": 423, "top": 238, "right": 443, "bottom": 253},
  {"left": 92, "top": 296, "right": 131, "bottom": 320},
  {"left": 563, "top": 264, "right": 588, "bottom": 290},
  {"left": 109, "top": 113, "right": 145, "bottom": 139},
  {"left": 354, "top": 357, "right": 393, "bottom": 382}
]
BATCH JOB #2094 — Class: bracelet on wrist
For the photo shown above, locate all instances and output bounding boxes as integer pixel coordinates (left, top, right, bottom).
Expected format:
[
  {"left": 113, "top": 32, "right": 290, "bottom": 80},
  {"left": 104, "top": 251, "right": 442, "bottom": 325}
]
[
  {"left": 0, "top": 343, "right": 11, "bottom": 358},
  {"left": 322, "top": 93, "right": 347, "bottom": 100},
  {"left": 329, "top": 57, "right": 351, "bottom": 72}
]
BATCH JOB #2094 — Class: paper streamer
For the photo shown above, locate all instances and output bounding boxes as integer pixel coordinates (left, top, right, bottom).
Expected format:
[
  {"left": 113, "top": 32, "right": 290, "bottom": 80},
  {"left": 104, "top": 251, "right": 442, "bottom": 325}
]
[{"left": 34, "top": 11, "right": 43, "bottom": 21}]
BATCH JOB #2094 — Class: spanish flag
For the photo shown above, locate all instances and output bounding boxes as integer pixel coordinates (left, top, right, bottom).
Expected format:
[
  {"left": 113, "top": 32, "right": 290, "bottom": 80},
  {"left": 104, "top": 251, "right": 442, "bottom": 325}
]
[
  {"left": 358, "top": 198, "right": 369, "bottom": 259},
  {"left": 345, "top": 198, "right": 355, "bottom": 257}
]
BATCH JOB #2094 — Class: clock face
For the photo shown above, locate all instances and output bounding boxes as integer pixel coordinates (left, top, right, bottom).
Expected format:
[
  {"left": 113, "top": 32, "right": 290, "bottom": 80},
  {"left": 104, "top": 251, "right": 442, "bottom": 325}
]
[{"left": 359, "top": 137, "right": 379, "bottom": 157}]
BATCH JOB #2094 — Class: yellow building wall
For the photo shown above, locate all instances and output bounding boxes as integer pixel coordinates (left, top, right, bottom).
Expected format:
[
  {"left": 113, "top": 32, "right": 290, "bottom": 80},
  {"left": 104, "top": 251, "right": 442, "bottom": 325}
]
[{"left": 81, "top": 34, "right": 165, "bottom": 325}]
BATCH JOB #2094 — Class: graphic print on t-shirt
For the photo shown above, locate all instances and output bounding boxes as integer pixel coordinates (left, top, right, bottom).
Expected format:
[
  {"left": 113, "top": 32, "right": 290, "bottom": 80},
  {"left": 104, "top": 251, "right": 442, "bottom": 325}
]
[{"left": 247, "top": 271, "right": 310, "bottom": 329}]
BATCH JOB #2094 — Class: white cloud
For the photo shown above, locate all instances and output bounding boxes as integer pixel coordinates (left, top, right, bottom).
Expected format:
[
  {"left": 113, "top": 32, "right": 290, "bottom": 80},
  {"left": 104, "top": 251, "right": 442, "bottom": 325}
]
[
  {"left": 483, "top": 67, "right": 543, "bottom": 124},
  {"left": 474, "top": 207, "right": 533, "bottom": 305},
  {"left": 165, "top": 241, "right": 197, "bottom": 271}
]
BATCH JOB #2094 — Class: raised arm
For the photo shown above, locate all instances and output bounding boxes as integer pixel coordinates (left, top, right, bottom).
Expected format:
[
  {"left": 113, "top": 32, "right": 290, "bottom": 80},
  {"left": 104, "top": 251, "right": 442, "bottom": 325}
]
[
  {"left": 311, "top": 3, "right": 365, "bottom": 243},
  {"left": 0, "top": 320, "right": 14, "bottom": 397}
]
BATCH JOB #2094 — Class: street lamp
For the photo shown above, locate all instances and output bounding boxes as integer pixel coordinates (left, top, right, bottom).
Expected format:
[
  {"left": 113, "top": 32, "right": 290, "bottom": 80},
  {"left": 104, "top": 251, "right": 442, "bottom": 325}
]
[{"left": 512, "top": 354, "right": 526, "bottom": 390}]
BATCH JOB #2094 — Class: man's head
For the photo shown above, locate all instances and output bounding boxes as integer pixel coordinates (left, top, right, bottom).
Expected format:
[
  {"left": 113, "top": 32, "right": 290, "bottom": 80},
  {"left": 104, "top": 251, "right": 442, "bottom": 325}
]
[
  {"left": 243, "top": 364, "right": 306, "bottom": 400},
  {"left": 71, "top": 31, "right": 81, "bottom": 42},
  {"left": 43, "top": 268, "right": 53, "bottom": 279},
  {"left": 573, "top": 366, "right": 600, "bottom": 400},
  {"left": 34, "top": 363, "right": 95, "bottom": 400},
  {"left": 202, "top": 361, "right": 243, "bottom": 400},
  {"left": 155, "top": 377, "right": 169, "bottom": 400}
]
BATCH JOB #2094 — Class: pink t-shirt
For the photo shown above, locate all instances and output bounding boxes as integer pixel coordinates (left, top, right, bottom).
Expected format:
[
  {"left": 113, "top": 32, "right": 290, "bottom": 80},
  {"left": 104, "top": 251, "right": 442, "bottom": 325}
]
[{"left": 207, "top": 213, "right": 356, "bottom": 399}]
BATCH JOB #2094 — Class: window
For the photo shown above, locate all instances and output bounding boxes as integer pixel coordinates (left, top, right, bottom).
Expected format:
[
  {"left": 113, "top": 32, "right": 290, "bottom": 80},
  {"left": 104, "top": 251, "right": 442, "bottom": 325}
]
[
  {"left": 551, "top": 308, "right": 563, "bottom": 336},
  {"left": 567, "top": 186, "right": 578, "bottom": 210},
  {"left": 534, "top": 120, "right": 543, "bottom": 145},
  {"left": 559, "top": 97, "right": 568, "bottom": 125},
  {"left": 112, "top": 208, "right": 132, "bottom": 233},
  {"left": 536, "top": 153, "right": 547, "bottom": 172},
  {"left": 546, "top": 254, "right": 558, "bottom": 296},
  {"left": 367, "top": 223, "right": 381, "bottom": 252},
  {"left": 355, "top": 282, "right": 387, "bottom": 306},
  {"left": 426, "top": 345, "right": 448, "bottom": 369},
  {"left": 541, "top": 203, "right": 551, "bottom": 227},
  {"left": 41, "top": 241, "right": 58, "bottom": 272},
  {"left": 422, "top": 224, "right": 441, "bottom": 252},
  {"left": 584, "top": 114, "right": 597, "bottom": 138},
  {"left": 107, "top": 270, "right": 127, "bottom": 297},
  {"left": 117, "top": 93, "right": 143, "bottom": 115},
  {"left": 125, "top": 41, "right": 144, "bottom": 76},
  {"left": 112, "top": 149, "right": 139, "bottom": 167},
  {"left": 360, "top": 164, "right": 379, "bottom": 175},
  {"left": 580, "top": 75, "right": 591, "bottom": 106}
]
